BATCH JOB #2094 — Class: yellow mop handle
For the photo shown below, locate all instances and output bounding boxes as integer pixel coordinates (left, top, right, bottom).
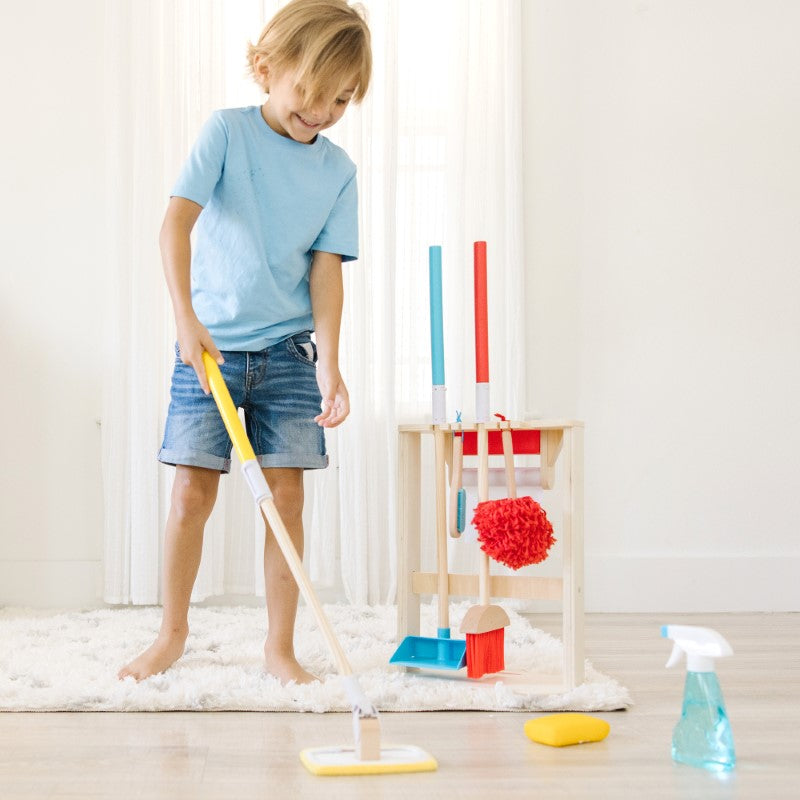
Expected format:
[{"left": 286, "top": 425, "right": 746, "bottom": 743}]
[
  {"left": 201, "top": 350, "right": 379, "bottom": 748},
  {"left": 202, "top": 352, "right": 256, "bottom": 463}
]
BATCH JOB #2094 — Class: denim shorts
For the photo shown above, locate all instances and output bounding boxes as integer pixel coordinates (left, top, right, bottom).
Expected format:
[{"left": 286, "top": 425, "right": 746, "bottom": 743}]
[{"left": 158, "top": 331, "right": 328, "bottom": 473}]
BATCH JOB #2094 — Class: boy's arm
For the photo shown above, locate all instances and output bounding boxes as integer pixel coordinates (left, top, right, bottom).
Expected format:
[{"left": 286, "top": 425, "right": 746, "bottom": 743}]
[
  {"left": 160, "top": 196, "right": 224, "bottom": 395},
  {"left": 309, "top": 250, "right": 350, "bottom": 428}
]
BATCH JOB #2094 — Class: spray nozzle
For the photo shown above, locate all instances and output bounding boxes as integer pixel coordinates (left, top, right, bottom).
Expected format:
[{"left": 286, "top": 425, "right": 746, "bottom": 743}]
[{"left": 661, "top": 625, "right": 733, "bottom": 673}]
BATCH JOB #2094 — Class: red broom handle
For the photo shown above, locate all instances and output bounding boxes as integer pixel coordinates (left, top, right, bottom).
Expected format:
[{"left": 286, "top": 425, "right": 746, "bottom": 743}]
[{"left": 474, "top": 242, "right": 489, "bottom": 384}]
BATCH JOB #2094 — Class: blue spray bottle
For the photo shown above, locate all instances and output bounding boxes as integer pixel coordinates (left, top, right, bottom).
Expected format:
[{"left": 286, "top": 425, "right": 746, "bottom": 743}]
[{"left": 661, "top": 625, "right": 736, "bottom": 771}]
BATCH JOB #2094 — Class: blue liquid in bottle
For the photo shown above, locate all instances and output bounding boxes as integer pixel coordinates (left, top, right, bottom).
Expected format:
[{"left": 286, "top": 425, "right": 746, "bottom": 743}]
[{"left": 672, "top": 672, "right": 736, "bottom": 771}]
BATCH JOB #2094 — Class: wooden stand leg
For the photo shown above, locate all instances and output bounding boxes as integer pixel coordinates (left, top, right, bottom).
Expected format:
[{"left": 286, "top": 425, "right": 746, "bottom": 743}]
[
  {"left": 397, "top": 430, "right": 422, "bottom": 639},
  {"left": 561, "top": 425, "right": 585, "bottom": 688}
]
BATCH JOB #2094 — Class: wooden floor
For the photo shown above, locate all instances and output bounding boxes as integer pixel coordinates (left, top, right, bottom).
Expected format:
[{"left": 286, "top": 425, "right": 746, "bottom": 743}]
[{"left": 1, "top": 613, "right": 798, "bottom": 799}]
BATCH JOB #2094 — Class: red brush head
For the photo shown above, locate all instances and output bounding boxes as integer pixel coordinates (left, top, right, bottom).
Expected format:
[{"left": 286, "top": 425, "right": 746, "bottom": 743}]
[
  {"left": 465, "top": 627, "right": 505, "bottom": 678},
  {"left": 472, "top": 496, "right": 556, "bottom": 570}
]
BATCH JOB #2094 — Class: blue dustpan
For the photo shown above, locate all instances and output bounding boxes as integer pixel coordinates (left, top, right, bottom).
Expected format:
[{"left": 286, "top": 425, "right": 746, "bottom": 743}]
[{"left": 390, "top": 628, "right": 467, "bottom": 670}]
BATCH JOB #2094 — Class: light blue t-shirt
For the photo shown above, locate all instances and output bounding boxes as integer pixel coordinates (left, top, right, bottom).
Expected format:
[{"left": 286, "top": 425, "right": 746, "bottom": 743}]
[{"left": 171, "top": 106, "right": 358, "bottom": 351}]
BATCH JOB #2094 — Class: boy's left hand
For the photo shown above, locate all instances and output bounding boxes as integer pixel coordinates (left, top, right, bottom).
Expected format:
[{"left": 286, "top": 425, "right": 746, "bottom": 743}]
[{"left": 315, "top": 365, "right": 350, "bottom": 428}]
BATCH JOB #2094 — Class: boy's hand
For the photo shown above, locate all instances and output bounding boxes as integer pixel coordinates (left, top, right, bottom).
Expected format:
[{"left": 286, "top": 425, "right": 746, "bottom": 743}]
[
  {"left": 176, "top": 317, "right": 224, "bottom": 395},
  {"left": 314, "top": 364, "right": 350, "bottom": 428}
]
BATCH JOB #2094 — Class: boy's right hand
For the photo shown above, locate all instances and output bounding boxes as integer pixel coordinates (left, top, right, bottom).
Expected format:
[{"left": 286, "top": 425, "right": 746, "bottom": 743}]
[{"left": 176, "top": 317, "right": 224, "bottom": 395}]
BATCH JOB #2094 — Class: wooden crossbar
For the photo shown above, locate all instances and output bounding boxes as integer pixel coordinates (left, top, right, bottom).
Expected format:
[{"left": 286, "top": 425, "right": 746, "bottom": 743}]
[{"left": 411, "top": 571, "right": 563, "bottom": 601}]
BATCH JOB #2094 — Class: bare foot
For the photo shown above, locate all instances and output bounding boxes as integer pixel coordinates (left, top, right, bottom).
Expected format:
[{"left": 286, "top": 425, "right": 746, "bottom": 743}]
[
  {"left": 264, "top": 645, "right": 318, "bottom": 685},
  {"left": 118, "top": 632, "right": 188, "bottom": 681}
]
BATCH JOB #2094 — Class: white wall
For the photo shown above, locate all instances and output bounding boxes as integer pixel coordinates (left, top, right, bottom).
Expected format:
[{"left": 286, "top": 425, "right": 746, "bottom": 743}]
[
  {"left": 0, "top": 1, "right": 106, "bottom": 605},
  {"left": 2, "top": 1, "right": 798, "bottom": 611},
  {"left": 523, "top": 1, "right": 800, "bottom": 610}
]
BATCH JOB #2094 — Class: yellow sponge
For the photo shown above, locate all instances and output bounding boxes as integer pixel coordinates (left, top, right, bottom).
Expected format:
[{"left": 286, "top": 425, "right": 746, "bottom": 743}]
[{"left": 524, "top": 713, "right": 610, "bottom": 747}]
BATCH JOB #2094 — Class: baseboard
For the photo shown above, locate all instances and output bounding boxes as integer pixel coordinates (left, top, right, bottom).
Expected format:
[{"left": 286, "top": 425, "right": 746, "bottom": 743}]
[
  {"left": 585, "top": 554, "right": 800, "bottom": 612},
  {"left": 0, "top": 560, "right": 103, "bottom": 608},
  {"left": 0, "top": 564, "right": 348, "bottom": 610}
]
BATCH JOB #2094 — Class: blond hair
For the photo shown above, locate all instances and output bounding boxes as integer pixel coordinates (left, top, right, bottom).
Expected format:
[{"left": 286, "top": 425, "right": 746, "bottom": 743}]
[{"left": 247, "top": 0, "right": 371, "bottom": 104}]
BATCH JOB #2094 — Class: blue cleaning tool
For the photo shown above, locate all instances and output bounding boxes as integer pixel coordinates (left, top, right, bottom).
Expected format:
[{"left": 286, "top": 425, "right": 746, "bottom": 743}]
[
  {"left": 450, "top": 412, "right": 466, "bottom": 537},
  {"left": 390, "top": 424, "right": 467, "bottom": 670},
  {"left": 390, "top": 250, "right": 467, "bottom": 671}
]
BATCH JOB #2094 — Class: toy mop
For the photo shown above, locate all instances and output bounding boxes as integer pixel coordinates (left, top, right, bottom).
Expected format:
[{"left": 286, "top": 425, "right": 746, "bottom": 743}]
[
  {"left": 459, "top": 241, "right": 510, "bottom": 678},
  {"left": 391, "top": 246, "right": 467, "bottom": 671},
  {"left": 202, "top": 352, "right": 437, "bottom": 776}
]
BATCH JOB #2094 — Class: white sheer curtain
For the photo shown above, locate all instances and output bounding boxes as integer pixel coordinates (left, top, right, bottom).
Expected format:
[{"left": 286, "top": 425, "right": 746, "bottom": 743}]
[
  {"left": 102, "top": 0, "right": 259, "bottom": 605},
  {"left": 102, "top": 0, "right": 525, "bottom": 606}
]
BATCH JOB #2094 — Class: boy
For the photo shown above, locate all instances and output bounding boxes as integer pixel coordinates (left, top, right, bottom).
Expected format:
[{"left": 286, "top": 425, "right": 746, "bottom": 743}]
[{"left": 118, "top": 0, "right": 372, "bottom": 685}]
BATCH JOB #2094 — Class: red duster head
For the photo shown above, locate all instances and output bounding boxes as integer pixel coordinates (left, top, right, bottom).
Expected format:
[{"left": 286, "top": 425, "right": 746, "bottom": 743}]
[{"left": 472, "top": 495, "right": 555, "bottom": 570}]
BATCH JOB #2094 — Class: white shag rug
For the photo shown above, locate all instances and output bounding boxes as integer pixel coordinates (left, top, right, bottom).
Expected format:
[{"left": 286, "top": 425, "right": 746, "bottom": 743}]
[{"left": 0, "top": 603, "right": 631, "bottom": 713}]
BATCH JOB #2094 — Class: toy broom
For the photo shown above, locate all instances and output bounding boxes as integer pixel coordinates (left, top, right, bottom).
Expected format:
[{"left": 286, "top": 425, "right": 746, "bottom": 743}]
[
  {"left": 459, "top": 241, "right": 509, "bottom": 678},
  {"left": 202, "top": 353, "right": 437, "bottom": 776}
]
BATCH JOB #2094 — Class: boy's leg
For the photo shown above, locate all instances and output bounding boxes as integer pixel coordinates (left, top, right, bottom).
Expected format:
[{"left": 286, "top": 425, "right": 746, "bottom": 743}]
[
  {"left": 261, "top": 466, "right": 318, "bottom": 685},
  {"left": 118, "top": 465, "right": 220, "bottom": 681}
]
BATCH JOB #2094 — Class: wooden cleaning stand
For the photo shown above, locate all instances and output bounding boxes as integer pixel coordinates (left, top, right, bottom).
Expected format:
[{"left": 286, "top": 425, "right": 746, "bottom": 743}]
[{"left": 396, "top": 418, "right": 585, "bottom": 693}]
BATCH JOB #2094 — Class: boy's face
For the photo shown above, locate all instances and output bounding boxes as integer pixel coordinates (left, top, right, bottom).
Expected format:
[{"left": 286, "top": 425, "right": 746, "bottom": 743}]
[{"left": 261, "top": 66, "right": 355, "bottom": 144}]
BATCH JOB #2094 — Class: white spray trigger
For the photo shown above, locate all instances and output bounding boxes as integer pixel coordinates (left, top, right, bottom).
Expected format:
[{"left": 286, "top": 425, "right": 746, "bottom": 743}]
[
  {"left": 665, "top": 642, "right": 684, "bottom": 669},
  {"left": 662, "top": 624, "right": 733, "bottom": 673}
]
